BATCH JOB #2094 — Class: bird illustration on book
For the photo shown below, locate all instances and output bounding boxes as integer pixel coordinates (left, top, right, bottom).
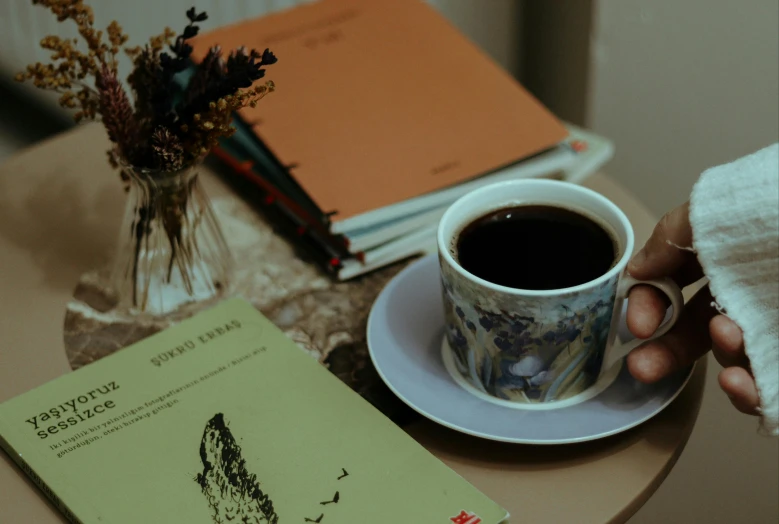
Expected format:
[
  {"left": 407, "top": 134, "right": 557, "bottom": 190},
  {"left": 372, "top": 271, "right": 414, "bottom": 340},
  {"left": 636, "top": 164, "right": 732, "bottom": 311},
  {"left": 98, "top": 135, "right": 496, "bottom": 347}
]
[
  {"left": 320, "top": 491, "right": 340, "bottom": 505},
  {"left": 196, "top": 413, "right": 279, "bottom": 524}
]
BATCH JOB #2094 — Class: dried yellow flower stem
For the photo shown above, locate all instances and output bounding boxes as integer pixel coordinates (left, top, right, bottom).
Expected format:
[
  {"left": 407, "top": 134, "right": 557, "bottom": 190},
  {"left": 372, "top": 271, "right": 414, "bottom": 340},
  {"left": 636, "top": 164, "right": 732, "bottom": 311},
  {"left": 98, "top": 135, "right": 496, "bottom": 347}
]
[
  {"left": 18, "top": 0, "right": 130, "bottom": 128},
  {"left": 180, "top": 81, "right": 275, "bottom": 161}
]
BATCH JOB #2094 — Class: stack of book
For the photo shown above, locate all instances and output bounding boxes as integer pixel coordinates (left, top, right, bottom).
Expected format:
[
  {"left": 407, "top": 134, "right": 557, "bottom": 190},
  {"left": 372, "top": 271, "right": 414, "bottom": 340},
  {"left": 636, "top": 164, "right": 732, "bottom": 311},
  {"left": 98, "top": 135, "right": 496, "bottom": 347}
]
[{"left": 190, "top": 0, "right": 614, "bottom": 280}]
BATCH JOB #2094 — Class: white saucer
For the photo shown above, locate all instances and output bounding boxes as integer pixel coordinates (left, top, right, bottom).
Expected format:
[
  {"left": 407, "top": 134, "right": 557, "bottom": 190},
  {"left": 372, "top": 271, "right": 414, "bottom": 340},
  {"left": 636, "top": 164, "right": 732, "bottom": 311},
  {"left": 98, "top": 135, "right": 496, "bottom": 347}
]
[{"left": 367, "top": 255, "right": 695, "bottom": 445}]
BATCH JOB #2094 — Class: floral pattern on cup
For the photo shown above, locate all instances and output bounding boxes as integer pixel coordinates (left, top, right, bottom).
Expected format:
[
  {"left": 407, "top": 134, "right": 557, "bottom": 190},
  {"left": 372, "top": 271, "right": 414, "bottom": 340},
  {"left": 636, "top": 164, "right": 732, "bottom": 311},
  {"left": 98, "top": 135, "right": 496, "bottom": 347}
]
[{"left": 440, "top": 255, "right": 619, "bottom": 403}]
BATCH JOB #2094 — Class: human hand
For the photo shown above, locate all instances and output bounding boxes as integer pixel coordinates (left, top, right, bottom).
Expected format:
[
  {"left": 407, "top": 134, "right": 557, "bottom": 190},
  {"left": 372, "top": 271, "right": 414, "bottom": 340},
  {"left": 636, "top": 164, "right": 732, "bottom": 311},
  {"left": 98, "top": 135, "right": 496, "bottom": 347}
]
[{"left": 625, "top": 202, "right": 760, "bottom": 415}]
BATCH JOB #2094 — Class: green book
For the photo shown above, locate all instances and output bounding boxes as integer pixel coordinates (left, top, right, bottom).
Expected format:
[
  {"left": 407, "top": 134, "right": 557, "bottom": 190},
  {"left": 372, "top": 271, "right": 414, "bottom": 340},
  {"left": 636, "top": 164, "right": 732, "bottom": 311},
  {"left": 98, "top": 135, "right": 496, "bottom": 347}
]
[{"left": 0, "top": 298, "right": 508, "bottom": 524}]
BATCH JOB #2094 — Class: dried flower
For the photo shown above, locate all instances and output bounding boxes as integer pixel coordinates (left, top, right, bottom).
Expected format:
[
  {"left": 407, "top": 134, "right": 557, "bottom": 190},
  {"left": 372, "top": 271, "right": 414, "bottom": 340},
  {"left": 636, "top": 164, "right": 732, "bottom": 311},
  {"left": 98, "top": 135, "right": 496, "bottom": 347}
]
[
  {"left": 17, "top": 1, "right": 276, "bottom": 177},
  {"left": 95, "top": 64, "right": 137, "bottom": 156},
  {"left": 182, "top": 81, "right": 275, "bottom": 160},
  {"left": 184, "top": 45, "right": 224, "bottom": 106}
]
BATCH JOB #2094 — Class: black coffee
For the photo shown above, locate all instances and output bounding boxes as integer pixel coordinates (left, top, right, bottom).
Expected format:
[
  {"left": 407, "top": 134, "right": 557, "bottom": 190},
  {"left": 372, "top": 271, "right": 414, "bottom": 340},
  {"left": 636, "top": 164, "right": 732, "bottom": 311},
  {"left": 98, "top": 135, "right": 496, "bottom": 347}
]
[{"left": 456, "top": 205, "right": 618, "bottom": 290}]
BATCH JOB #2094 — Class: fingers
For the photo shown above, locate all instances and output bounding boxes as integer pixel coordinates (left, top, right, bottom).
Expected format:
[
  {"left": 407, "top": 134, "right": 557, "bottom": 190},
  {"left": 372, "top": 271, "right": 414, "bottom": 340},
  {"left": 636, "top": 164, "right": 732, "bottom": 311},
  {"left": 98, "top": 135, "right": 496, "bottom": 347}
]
[
  {"left": 628, "top": 202, "right": 703, "bottom": 285},
  {"left": 627, "top": 285, "right": 716, "bottom": 383},
  {"left": 710, "top": 315, "right": 747, "bottom": 368},
  {"left": 712, "top": 317, "right": 758, "bottom": 416},
  {"left": 626, "top": 342, "right": 680, "bottom": 384},
  {"left": 627, "top": 285, "right": 670, "bottom": 339},
  {"left": 719, "top": 367, "right": 760, "bottom": 415},
  {"left": 627, "top": 288, "right": 760, "bottom": 417}
]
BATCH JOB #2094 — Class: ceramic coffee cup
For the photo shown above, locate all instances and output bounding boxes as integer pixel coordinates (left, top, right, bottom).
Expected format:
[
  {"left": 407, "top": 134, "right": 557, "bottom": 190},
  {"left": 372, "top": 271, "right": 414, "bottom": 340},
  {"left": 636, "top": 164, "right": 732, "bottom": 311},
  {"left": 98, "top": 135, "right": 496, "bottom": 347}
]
[{"left": 437, "top": 179, "right": 684, "bottom": 406}]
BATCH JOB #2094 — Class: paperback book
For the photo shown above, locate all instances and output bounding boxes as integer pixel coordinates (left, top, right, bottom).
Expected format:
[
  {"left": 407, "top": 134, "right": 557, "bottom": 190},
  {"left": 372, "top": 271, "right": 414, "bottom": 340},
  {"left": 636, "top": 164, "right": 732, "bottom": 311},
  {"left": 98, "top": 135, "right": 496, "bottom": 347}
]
[{"left": 0, "top": 299, "right": 509, "bottom": 523}]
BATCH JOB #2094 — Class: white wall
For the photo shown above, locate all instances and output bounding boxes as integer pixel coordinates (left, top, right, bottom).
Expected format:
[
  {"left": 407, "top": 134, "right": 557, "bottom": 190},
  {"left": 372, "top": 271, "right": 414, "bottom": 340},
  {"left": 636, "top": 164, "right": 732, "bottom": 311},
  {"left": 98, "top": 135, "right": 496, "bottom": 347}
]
[
  {"left": 429, "top": 0, "right": 523, "bottom": 76},
  {"left": 589, "top": 0, "right": 779, "bottom": 216}
]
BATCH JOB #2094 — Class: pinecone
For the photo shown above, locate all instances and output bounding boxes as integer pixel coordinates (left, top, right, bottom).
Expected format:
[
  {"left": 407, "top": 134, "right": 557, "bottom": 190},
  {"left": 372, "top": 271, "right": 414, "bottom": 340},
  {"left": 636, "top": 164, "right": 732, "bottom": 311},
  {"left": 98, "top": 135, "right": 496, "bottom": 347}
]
[{"left": 150, "top": 126, "right": 185, "bottom": 171}]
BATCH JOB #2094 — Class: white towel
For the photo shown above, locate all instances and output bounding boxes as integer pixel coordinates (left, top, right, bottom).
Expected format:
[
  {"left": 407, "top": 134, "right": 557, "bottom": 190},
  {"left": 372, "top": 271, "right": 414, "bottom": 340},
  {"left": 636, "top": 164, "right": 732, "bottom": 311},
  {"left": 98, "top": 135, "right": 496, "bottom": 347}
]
[{"left": 690, "top": 143, "right": 779, "bottom": 436}]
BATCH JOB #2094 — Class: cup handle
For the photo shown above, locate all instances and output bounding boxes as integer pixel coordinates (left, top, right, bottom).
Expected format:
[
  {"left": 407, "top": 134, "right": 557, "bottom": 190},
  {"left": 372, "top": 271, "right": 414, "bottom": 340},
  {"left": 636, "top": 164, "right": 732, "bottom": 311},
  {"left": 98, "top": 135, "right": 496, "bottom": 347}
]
[{"left": 601, "top": 275, "right": 685, "bottom": 373}]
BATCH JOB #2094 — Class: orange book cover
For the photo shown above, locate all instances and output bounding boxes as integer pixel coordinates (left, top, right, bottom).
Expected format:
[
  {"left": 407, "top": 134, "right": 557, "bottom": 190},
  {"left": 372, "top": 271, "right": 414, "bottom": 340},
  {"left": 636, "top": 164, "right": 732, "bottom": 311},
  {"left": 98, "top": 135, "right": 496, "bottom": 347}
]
[{"left": 191, "top": 0, "right": 567, "bottom": 223}]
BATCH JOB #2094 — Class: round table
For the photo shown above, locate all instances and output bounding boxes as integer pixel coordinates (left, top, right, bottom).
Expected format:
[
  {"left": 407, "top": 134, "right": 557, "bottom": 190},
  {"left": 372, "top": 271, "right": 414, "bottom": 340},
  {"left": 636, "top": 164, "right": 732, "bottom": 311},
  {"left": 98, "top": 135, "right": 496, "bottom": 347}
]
[{"left": 0, "top": 124, "right": 706, "bottom": 524}]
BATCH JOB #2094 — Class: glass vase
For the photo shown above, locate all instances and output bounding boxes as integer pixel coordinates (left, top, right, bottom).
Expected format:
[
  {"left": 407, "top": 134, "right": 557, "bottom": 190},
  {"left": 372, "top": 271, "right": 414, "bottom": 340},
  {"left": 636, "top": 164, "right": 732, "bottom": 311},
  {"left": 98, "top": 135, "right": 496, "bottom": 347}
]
[{"left": 110, "top": 162, "right": 233, "bottom": 318}]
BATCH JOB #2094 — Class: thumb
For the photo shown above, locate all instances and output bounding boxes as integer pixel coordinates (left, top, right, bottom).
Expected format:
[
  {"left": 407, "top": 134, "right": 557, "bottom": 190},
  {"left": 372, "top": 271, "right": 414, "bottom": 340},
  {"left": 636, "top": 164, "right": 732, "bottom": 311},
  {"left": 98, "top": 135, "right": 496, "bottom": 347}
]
[{"left": 628, "top": 201, "right": 694, "bottom": 280}]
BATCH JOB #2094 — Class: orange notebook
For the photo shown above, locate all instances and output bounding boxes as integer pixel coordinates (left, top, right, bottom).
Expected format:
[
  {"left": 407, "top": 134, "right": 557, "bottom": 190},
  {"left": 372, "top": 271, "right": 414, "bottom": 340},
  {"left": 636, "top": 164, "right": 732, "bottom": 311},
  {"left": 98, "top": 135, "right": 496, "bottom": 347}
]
[{"left": 191, "top": 0, "right": 567, "bottom": 232}]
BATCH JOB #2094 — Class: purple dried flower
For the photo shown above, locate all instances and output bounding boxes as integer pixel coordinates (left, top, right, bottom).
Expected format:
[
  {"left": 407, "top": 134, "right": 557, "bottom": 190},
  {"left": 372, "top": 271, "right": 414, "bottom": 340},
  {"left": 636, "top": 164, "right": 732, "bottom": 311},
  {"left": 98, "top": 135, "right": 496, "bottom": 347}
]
[{"left": 96, "top": 64, "right": 137, "bottom": 153}]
